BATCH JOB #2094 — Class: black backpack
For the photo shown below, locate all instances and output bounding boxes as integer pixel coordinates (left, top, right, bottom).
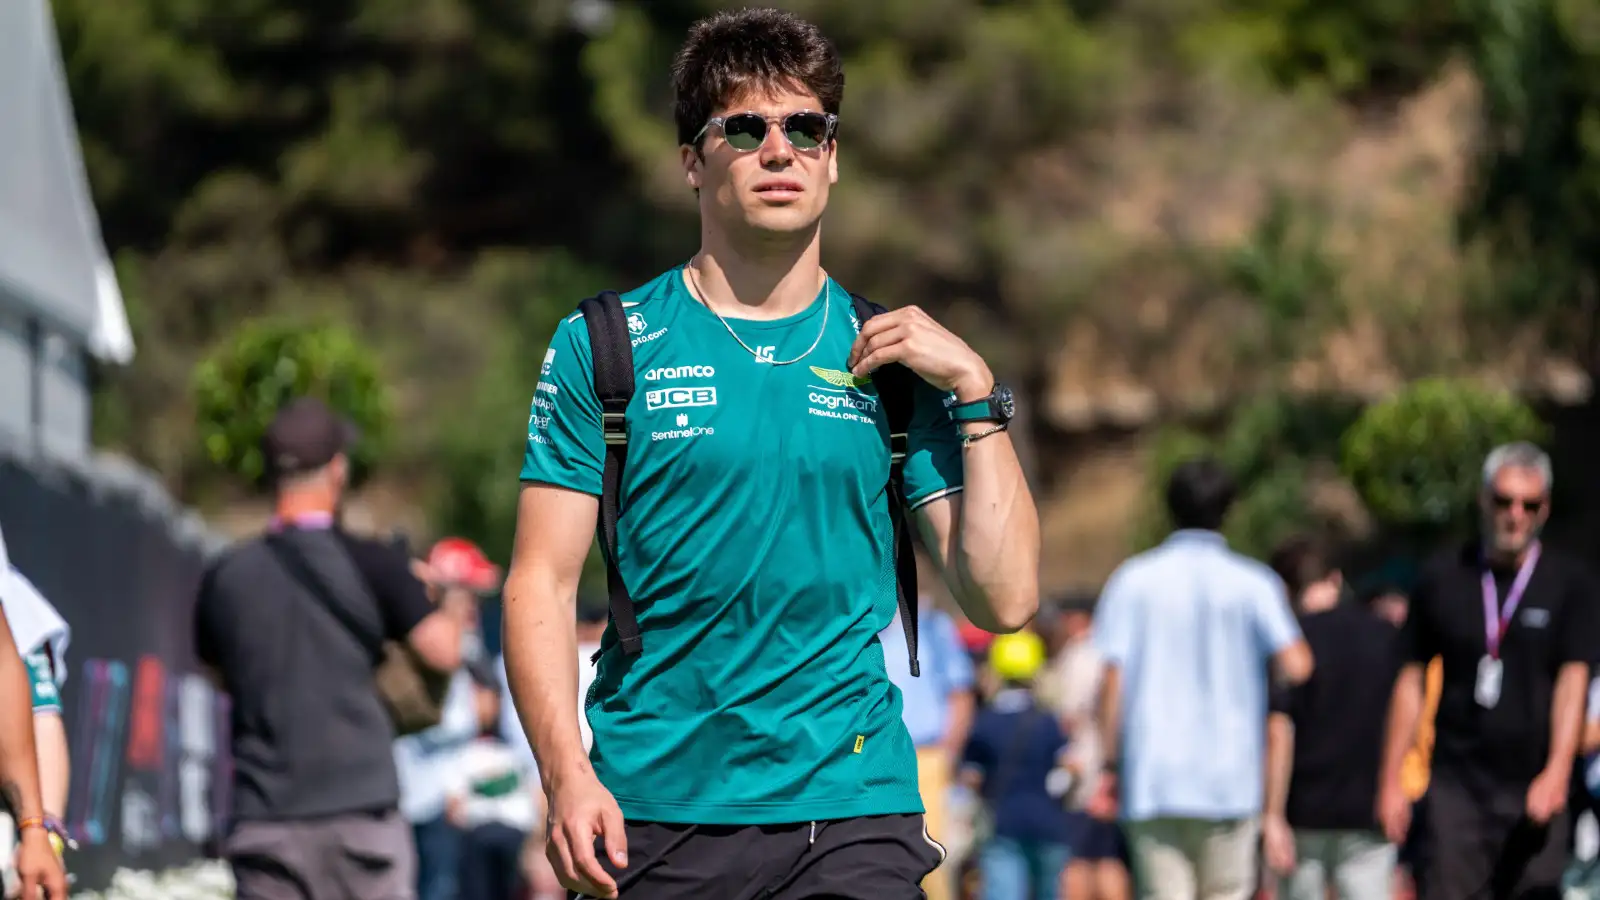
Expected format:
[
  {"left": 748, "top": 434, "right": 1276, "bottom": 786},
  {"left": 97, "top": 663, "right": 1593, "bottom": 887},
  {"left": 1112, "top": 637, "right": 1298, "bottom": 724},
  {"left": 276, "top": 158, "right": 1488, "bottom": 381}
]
[{"left": 577, "top": 289, "right": 924, "bottom": 677}]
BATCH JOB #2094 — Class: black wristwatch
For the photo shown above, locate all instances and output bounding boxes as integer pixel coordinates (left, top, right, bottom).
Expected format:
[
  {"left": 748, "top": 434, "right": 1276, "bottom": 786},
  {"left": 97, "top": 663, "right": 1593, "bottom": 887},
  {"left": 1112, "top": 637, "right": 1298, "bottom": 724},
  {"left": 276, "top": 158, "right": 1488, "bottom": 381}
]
[{"left": 947, "top": 383, "right": 1016, "bottom": 424}]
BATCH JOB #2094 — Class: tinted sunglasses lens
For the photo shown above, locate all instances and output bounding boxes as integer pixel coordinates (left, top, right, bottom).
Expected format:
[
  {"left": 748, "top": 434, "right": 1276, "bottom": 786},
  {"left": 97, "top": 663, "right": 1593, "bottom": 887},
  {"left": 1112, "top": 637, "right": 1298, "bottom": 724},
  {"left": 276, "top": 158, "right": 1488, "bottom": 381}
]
[
  {"left": 722, "top": 114, "right": 769, "bottom": 151},
  {"left": 785, "top": 113, "right": 831, "bottom": 149}
]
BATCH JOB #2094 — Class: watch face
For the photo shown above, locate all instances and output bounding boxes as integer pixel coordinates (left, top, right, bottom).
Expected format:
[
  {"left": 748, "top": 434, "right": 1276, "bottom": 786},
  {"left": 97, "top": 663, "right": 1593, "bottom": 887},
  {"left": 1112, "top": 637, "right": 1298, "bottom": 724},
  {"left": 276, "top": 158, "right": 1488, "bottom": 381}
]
[{"left": 995, "top": 385, "right": 1016, "bottom": 420}]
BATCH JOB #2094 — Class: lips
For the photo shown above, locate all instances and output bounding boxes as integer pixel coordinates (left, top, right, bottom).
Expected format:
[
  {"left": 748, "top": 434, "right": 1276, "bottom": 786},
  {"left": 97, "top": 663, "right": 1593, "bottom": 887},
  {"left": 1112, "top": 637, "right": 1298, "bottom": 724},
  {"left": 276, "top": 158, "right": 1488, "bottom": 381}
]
[{"left": 754, "top": 180, "right": 804, "bottom": 195}]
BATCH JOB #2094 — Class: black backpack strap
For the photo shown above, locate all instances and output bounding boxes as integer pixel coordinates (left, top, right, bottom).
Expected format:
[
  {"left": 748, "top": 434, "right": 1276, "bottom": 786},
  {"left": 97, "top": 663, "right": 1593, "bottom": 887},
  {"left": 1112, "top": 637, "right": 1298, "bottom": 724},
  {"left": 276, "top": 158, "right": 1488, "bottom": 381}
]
[
  {"left": 578, "top": 291, "right": 643, "bottom": 659},
  {"left": 851, "top": 293, "right": 922, "bottom": 677}
]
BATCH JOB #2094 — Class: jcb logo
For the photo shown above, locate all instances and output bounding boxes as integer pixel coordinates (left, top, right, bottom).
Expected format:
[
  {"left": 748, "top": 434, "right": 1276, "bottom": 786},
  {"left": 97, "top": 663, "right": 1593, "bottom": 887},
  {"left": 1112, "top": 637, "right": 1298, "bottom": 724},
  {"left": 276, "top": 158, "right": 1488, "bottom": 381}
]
[{"left": 645, "top": 387, "right": 718, "bottom": 411}]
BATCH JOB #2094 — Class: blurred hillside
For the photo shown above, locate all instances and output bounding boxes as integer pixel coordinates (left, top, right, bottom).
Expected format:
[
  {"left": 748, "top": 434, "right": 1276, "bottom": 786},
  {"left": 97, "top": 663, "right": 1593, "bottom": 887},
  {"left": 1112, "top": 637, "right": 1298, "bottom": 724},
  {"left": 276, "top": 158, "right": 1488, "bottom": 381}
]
[{"left": 56, "top": 0, "right": 1600, "bottom": 584}]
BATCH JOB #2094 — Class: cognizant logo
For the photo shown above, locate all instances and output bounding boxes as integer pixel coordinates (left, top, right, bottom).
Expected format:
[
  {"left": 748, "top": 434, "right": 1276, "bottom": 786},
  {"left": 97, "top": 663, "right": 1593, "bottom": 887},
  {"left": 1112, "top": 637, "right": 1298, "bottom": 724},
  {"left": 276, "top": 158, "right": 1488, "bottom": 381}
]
[
  {"left": 644, "top": 365, "right": 715, "bottom": 381},
  {"left": 808, "top": 391, "right": 878, "bottom": 413}
]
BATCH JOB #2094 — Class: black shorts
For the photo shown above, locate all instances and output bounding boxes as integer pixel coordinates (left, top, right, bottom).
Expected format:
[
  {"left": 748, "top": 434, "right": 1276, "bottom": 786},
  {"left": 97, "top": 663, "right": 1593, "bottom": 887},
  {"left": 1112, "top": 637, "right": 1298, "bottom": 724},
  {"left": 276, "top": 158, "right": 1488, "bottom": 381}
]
[
  {"left": 572, "top": 814, "right": 946, "bottom": 900},
  {"left": 1421, "top": 775, "right": 1567, "bottom": 900},
  {"left": 1064, "top": 812, "right": 1129, "bottom": 863}
]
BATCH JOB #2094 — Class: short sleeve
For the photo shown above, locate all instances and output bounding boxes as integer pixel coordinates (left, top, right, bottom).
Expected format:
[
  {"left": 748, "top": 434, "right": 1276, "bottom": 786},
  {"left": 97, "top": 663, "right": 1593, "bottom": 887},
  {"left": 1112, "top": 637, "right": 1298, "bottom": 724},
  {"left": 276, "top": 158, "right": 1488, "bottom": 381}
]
[
  {"left": 1401, "top": 569, "right": 1440, "bottom": 665},
  {"left": 520, "top": 315, "right": 603, "bottom": 495},
  {"left": 1091, "top": 564, "right": 1139, "bottom": 666},
  {"left": 1268, "top": 679, "right": 1293, "bottom": 717},
  {"left": 903, "top": 380, "right": 965, "bottom": 509},
  {"left": 1254, "top": 576, "right": 1301, "bottom": 656},
  {"left": 24, "top": 651, "right": 60, "bottom": 714},
  {"left": 931, "top": 612, "right": 975, "bottom": 694},
  {"left": 340, "top": 535, "right": 435, "bottom": 641},
  {"left": 1557, "top": 565, "right": 1600, "bottom": 666}
]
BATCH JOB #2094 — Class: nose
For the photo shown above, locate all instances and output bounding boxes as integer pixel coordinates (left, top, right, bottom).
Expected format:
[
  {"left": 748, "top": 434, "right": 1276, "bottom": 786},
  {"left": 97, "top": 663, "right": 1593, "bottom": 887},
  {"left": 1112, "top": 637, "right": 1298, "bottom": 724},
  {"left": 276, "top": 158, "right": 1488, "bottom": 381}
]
[{"left": 758, "top": 121, "right": 792, "bottom": 166}]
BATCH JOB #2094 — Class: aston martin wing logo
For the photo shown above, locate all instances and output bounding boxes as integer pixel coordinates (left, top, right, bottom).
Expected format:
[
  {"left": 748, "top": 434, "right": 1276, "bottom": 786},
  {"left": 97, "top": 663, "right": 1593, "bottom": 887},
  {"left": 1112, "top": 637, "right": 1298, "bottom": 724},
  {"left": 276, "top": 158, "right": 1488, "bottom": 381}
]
[{"left": 809, "top": 366, "right": 871, "bottom": 388}]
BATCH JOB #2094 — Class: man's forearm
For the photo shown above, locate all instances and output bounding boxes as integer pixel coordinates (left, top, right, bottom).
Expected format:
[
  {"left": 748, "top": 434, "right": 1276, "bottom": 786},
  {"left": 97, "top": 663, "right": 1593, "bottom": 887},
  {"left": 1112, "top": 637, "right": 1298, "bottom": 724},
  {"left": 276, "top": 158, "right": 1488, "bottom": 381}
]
[
  {"left": 1547, "top": 662, "right": 1589, "bottom": 772},
  {"left": 1379, "top": 666, "right": 1424, "bottom": 792},
  {"left": 1265, "top": 714, "right": 1293, "bottom": 817},
  {"left": 950, "top": 427, "right": 1039, "bottom": 632},
  {"left": 0, "top": 652, "right": 45, "bottom": 821},
  {"left": 1096, "top": 666, "right": 1123, "bottom": 768},
  {"left": 503, "top": 568, "right": 591, "bottom": 791},
  {"left": 33, "top": 715, "right": 68, "bottom": 819}
]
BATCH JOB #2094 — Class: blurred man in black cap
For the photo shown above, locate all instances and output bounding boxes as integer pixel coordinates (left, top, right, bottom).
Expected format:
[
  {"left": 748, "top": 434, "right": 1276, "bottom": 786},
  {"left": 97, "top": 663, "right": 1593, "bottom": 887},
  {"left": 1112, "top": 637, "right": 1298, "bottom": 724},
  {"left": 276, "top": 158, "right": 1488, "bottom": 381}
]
[{"left": 194, "top": 396, "right": 463, "bottom": 900}]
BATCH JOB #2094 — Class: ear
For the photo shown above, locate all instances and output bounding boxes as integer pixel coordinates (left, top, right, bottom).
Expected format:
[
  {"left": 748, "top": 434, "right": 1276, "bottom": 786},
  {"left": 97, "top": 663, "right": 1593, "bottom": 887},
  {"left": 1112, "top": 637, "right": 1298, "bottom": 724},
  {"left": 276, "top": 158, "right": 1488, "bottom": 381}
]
[
  {"left": 827, "top": 139, "right": 838, "bottom": 185},
  {"left": 681, "top": 145, "right": 701, "bottom": 189}
]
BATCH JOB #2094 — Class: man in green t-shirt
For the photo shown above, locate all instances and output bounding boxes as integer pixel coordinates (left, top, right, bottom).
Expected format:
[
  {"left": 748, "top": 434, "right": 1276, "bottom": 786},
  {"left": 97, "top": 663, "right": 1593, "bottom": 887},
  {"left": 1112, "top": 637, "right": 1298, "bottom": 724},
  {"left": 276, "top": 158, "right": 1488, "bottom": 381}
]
[{"left": 502, "top": 8, "right": 1040, "bottom": 899}]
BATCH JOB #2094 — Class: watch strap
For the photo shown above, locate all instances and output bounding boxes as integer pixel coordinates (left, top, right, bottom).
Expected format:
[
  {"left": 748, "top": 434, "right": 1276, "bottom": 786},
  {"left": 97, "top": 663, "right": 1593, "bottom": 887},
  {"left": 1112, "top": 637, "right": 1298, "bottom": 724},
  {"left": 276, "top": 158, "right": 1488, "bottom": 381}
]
[{"left": 948, "top": 391, "right": 1002, "bottom": 423}]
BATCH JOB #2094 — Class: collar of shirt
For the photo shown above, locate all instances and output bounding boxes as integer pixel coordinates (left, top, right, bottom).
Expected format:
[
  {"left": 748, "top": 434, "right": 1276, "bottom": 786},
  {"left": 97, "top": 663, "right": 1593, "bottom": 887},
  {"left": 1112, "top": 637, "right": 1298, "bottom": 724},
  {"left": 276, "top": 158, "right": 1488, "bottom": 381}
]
[
  {"left": 268, "top": 512, "right": 335, "bottom": 532},
  {"left": 992, "top": 687, "right": 1035, "bottom": 714},
  {"left": 1164, "top": 529, "right": 1227, "bottom": 548}
]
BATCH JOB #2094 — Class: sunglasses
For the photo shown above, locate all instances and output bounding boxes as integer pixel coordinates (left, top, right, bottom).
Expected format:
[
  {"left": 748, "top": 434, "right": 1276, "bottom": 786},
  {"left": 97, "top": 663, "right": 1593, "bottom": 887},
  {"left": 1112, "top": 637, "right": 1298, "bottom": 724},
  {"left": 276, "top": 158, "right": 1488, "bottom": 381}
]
[
  {"left": 1491, "top": 492, "right": 1546, "bottom": 514},
  {"left": 692, "top": 111, "right": 838, "bottom": 152}
]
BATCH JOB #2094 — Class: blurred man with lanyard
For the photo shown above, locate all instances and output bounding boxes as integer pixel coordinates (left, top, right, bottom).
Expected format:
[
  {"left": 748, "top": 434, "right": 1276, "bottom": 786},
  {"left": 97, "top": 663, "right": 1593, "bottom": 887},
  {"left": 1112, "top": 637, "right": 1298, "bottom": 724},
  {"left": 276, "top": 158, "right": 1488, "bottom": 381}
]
[{"left": 1378, "top": 442, "right": 1600, "bottom": 900}]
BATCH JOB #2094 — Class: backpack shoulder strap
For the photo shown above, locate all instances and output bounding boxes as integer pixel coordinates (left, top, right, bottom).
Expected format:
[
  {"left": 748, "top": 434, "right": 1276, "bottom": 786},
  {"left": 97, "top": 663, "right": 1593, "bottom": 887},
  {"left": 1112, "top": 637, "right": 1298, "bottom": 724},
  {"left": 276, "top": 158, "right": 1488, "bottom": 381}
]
[
  {"left": 850, "top": 293, "right": 923, "bottom": 677},
  {"left": 576, "top": 291, "right": 643, "bottom": 659}
]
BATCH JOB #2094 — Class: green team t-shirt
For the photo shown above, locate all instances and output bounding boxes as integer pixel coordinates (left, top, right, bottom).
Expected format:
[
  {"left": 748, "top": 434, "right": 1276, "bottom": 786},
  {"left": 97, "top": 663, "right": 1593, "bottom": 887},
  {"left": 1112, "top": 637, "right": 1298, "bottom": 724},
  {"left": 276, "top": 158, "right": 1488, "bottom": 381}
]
[{"left": 520, "top": 265, "right": 966, "bottom": 824}]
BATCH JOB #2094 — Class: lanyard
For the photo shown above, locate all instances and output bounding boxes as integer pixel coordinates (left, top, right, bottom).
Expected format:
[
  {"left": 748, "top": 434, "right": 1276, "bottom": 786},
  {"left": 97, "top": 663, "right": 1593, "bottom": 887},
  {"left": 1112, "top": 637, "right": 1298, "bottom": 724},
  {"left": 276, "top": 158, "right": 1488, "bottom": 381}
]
[{"left": 1481, "top": 542, "right": 1541, "bottom": 660}]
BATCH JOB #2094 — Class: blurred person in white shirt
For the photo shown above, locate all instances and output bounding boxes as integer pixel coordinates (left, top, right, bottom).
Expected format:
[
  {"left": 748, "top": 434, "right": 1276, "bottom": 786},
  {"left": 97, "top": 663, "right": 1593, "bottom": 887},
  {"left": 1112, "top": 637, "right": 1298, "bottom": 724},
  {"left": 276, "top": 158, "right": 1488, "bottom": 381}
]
[
  {"left": 1036, "top": 591, "right": 1132, "bottom": 900},
  {"left": 447, "top": 676, "right": 537, "bottom": 900},
  {"left": 499, "top": 599, "right": 607, "bottom": 900},
  {"left": 397, "top": 537, "right": 504, "bottom": 900}
]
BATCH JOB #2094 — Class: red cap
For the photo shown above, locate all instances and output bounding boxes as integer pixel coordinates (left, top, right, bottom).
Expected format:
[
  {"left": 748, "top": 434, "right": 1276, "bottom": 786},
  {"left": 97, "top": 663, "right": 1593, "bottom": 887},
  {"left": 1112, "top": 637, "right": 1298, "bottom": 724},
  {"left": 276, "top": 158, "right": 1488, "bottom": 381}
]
[
  {"left": 425, "top": 538, "right": 502, "bottom": 593},
  {"left": 958, "top": 620, "right": 996, "bottom": 653}
]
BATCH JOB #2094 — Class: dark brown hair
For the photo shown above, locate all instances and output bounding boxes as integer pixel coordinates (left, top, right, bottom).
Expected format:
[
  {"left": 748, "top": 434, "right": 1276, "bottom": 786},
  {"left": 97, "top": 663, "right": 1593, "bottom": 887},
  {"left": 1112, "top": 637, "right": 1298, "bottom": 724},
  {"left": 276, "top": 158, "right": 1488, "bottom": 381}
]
[
  {"left": 1269, "top": 534, "right": 1336, "bottom": 601},
  {"left": 672, "top": 8, "right": 845, "bottom": 148}
]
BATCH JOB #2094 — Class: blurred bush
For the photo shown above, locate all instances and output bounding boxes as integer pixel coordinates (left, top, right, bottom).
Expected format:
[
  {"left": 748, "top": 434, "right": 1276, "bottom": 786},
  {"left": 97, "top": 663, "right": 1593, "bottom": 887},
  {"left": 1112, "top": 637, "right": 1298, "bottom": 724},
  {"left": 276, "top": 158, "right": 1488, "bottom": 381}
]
[
  {"left": 192, "top": 320, "right": 392, "bottom": 487},
  {"left": 1131, "top": 392, "right": 1362, "bottom": 557},
  {"left": 1340, "top": 377, "right": 1547, "bottom": 532}
]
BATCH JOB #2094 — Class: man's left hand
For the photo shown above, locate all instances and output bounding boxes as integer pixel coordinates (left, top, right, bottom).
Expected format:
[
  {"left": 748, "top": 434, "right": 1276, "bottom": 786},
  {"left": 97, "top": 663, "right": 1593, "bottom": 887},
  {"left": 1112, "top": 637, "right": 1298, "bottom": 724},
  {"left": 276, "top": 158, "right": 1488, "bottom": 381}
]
[
  {"left": 847, "top": 306, "right": 992, "bottom": 401},
  {"left": 1526, "top": 767, "right": 1569, "bottom": 824},
  {"left": 14, "top": 828, "right": 68, "bottom": 898}
]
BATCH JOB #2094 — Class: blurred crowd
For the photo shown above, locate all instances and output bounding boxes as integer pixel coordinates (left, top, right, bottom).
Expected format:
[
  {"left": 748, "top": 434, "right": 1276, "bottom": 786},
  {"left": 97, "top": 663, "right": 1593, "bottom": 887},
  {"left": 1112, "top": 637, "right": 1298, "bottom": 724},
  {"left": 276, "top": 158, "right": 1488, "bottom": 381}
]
[{"left": 177, "top": 397, "right": 1600, "bottom": 900}]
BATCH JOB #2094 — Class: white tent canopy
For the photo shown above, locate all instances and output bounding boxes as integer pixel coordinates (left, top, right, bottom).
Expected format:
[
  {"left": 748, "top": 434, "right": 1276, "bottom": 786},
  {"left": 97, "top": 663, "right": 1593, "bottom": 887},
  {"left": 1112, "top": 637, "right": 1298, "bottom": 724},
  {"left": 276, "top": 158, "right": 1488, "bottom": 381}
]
[{"left": 0, "top": 0, "right": 132, "bottom": 365}]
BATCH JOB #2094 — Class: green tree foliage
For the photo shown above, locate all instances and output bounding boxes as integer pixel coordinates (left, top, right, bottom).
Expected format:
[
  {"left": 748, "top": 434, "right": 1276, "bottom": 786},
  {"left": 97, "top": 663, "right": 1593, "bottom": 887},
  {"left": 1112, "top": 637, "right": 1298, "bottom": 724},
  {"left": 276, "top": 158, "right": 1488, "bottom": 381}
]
[
  {"left": 1132, "top": 393, "right": 1363, "bottom": 557},
  {"left": 1340, "top": 377, "right": 1547, "bottom": 533},
  {"left": 1458, "top": 0, "right": 1600, "bottom": 366},
  {"left": 48, "top": 0, "right": 1597, "bottom": 569},
  {"left": 192, "top": 319, "right": 391, "bottom": 487}
]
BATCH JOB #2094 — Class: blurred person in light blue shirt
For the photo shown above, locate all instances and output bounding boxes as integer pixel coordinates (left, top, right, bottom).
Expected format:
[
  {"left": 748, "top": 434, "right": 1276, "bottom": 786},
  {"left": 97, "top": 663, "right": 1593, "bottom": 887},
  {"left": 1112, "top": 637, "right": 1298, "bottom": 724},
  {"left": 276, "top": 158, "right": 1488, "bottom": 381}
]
[
  {"left": 1088, "top": 457, "right": 1313, "bottom": 900},
  {"left": 882, "top": 593, "right": 976, "bottom": 900}
]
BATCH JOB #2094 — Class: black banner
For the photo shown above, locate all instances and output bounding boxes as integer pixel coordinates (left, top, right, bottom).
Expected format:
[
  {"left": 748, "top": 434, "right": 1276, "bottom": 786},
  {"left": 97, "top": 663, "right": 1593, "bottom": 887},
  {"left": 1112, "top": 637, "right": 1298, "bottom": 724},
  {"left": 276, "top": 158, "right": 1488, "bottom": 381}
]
[{"left": 0, "top": 454, "right": 226, "bottom": 892}]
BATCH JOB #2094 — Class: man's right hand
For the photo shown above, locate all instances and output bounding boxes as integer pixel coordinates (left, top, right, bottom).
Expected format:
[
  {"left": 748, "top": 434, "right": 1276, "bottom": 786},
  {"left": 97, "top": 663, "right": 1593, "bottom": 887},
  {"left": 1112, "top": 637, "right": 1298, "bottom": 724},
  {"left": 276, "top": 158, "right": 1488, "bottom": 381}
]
[
  {"left": 1376, "top": 783, "right": 1412, "bottom": 845},
  {"left": 545, "top": 772, "right": 628, "bottom": 899}
]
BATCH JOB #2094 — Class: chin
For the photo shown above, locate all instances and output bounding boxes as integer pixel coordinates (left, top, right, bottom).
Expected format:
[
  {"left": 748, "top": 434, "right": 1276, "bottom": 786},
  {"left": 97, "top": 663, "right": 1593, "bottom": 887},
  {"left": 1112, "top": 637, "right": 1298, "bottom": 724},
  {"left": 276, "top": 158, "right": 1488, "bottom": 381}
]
[{"left": 742, "top": 207, "right": 823, "bottom": 236}]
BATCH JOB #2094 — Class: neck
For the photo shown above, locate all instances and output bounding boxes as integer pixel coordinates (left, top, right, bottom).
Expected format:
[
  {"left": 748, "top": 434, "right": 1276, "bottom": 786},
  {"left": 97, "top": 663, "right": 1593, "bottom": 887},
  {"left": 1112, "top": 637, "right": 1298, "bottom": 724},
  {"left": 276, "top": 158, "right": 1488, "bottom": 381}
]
[
  {"left": 274, "top": 491, "right": 335, "bottom": 524},
  {"left": 690, "top": 226, "right": 824, "bottom": 321},
  {"left": 1299, "top": 590, "right": 1339, "bottom": 614},
  {"left": 1486, "top": 539, "right": 1537, "bottom": 569}
]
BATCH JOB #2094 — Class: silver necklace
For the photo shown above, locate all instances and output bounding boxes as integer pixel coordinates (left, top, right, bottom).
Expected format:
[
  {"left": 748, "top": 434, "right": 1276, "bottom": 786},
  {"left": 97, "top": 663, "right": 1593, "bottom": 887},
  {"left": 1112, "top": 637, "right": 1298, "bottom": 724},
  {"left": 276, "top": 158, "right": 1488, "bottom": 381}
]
[{"left": 686, "top": 261, "right": 830, "bottom": 366}]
